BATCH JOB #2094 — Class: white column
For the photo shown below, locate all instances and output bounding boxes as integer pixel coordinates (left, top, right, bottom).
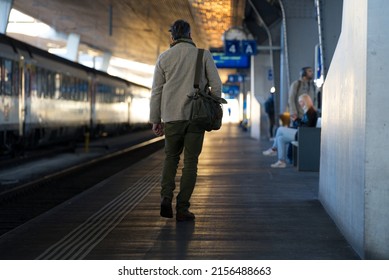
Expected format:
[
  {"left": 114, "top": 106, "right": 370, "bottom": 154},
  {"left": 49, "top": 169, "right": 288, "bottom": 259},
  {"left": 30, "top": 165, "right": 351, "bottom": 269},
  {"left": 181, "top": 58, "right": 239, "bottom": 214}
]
[
  {"left": 0, "top": 0, "right": 13, "bottom": 33},
  {"left": 250, "top": 55, "right": 260, "bottom": 140},
  {"left": 251, "top": 53, "right": 273, "bottom": 140},
  {"left": 65, "top": 33, "right": 80, "bottom": 61}
]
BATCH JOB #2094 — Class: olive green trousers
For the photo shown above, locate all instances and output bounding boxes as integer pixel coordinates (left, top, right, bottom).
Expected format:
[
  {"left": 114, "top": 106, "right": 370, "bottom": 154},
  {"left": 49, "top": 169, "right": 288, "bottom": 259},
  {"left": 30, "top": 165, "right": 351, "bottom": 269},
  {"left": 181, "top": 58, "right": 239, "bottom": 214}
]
[{"left": 161, "top": 121, "right": 205, "bottom": 213}]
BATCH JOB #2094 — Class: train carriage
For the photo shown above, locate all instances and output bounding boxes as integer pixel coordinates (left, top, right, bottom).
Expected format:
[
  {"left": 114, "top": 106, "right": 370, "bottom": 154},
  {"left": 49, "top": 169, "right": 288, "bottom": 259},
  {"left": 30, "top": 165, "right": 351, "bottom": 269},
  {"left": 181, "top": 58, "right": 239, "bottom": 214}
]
[
  {"left": 0, "top": 33, "right": 151, "bottom": 154},
  {"left": 92, "top": 72, "right": 130, "bottom": 136},
  {"left": 23, "top": 47, "right": 91, "bottom": 146},
  {"left": 126, "top": 82, "right": 151, "bottom": 127},
  {"left": 0, "top": 35, "right": 23, "bottom": 151}
]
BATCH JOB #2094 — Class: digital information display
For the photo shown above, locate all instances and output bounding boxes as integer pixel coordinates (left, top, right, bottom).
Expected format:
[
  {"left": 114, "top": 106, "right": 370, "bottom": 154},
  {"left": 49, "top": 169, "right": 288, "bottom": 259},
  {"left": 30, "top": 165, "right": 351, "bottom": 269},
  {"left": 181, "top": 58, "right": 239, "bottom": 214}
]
[{"left": 212, "top": 52, "right": 250, "bottom": 69}]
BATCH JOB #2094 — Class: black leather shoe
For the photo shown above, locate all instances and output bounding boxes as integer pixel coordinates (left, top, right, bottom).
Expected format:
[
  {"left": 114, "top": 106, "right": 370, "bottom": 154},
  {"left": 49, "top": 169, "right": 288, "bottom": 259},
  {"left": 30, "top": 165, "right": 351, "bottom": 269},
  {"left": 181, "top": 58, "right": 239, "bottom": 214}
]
[
  {"left": 160, "top": 197, "right": 173, "bottom": 218},
  {"left": 176, "top": 211, "right": 195, "bottom": 222}
]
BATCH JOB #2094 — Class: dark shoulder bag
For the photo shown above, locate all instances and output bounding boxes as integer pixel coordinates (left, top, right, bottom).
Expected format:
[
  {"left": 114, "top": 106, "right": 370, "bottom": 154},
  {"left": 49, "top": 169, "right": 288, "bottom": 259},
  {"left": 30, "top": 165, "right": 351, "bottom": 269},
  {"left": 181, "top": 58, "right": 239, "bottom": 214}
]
[{"left": 189, "top": 48, "right": 227, "bottom": 131}]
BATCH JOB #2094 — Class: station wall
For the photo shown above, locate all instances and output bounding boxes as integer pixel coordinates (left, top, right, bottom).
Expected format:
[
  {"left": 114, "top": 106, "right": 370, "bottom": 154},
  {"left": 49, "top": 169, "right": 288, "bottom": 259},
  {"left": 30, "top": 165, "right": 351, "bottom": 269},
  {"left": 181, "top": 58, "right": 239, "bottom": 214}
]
[{"left": 319, "top": 0, "right": 389, "bottom": 259}]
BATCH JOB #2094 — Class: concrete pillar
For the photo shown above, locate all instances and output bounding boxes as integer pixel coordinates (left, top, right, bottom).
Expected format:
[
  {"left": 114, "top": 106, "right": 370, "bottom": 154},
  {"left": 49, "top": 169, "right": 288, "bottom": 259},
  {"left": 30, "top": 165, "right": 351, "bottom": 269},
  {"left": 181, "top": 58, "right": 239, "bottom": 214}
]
[
  {"left": 319, "top": 0, "right": 389, "bottom": 259},
  {"left": 65, "top": 33, "right": 80, "bottom": 61},
  {"left": 251, "top": 53, "right": 274, "bottom": 140},
  {"left": 0, "top": 0, "right": 13, "bottom": 33},
  {"left": 279, "top": 23, "right": 289, "bottom": 113},
  {"left": 250, "top": 56, "right": 260, "bottom": 140}
]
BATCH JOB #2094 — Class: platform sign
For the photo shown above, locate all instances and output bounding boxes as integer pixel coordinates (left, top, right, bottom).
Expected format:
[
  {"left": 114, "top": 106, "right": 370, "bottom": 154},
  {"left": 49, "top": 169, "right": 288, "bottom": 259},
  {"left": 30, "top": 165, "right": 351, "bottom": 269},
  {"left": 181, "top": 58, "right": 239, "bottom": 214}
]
[
  {"left": 222, "top": 84, "right": 240, "bottom": 96},
  {"left": 212, "top": 53, "right": 250, "bottom": 69},
  {"left": 227, "top": 74, "right": 245, "bottom": 83},
  {"left": 225, "top": 40, "right": 257, "bottom": 55},
  {"left": 225, "top": 40, "right": 241, "bottom": 55},
  {"left": 315, "top": 44, "right": 322, "bottom": 79},
  {"left": 242, "top": 40, "right": 257, "bottom": 55},
  {"left": 267, "top": 69, "right": 273, "bottom": 81}
]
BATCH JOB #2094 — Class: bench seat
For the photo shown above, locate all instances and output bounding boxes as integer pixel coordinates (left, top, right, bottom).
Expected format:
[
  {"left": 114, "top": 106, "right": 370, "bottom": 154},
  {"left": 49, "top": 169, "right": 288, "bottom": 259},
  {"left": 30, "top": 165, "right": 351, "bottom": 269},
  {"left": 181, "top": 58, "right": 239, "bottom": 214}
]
[{"left": 292, "top": 127, "right": 321, "bottom": 172}]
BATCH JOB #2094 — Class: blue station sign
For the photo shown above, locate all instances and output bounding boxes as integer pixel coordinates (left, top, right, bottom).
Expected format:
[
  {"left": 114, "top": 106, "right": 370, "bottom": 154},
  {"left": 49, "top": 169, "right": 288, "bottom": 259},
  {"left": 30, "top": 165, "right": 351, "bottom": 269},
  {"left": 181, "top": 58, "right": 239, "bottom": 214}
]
[
  {"left": 224, "top": 40, "right": 257, "bottom": 56},
  {"left": 212, "top": 53, "right": 250, "bottom": 69}
]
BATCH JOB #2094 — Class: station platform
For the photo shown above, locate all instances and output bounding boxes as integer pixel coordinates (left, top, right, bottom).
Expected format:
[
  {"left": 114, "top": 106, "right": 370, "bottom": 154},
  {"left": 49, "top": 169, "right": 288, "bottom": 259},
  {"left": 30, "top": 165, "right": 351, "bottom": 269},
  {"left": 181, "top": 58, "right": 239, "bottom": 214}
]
[{"left": 0, "top": 124, "right": 359, "bottom": 260}]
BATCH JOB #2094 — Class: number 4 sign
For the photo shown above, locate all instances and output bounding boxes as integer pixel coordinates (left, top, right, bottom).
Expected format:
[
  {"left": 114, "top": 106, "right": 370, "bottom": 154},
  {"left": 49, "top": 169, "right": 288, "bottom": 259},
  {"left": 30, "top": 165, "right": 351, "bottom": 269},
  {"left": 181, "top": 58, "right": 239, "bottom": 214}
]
[{"left": 225, "top": 40, "right": 240, "bottom": 55}]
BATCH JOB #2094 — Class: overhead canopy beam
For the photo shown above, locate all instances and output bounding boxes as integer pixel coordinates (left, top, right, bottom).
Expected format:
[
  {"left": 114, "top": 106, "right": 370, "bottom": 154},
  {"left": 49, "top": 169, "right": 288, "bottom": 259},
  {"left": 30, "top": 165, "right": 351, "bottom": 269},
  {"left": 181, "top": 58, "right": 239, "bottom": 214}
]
[{"left": 257, "top": 45, "right": 281, "bottom": 51}]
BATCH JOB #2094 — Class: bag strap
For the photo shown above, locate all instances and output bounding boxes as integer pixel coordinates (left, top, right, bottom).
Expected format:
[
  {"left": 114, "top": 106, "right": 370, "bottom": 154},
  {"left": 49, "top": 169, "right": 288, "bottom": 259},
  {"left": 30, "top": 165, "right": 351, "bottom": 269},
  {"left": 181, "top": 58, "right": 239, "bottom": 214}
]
[
  {"left": 194, "top": 48, "right": 204, "bottom": 89},
  {"left": 191, "top": 48, "right": 227, "bottom": 105}
]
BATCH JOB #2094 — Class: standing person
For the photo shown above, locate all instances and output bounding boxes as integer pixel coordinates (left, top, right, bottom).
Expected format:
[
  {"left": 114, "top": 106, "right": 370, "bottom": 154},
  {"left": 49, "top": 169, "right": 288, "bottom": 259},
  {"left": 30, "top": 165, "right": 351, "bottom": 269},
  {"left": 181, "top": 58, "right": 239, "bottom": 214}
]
[
  {"left": 149, "top": 19, "right": 222, "bottom": 221},
  {"left": 262, "top": 94, "right": 318, "bottom": 168},
  {"left": 288, "top": 66, "right": 317, "bottom": 120},
  {"left": 264, "top": 91, "right": 275, "bottom": 140}
]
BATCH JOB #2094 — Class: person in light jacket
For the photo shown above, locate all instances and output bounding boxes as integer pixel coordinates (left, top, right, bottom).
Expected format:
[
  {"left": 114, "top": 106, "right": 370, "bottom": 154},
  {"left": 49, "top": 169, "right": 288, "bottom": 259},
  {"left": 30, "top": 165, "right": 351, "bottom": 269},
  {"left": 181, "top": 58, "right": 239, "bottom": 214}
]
[{"left": 150, "top": 19, "right": 222, "bottom": 222}]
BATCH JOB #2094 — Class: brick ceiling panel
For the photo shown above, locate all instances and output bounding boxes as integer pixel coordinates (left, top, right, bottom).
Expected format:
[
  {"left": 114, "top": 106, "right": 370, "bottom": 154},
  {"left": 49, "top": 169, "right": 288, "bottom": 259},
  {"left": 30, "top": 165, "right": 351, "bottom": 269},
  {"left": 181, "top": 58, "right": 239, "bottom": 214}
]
[{"left": 12, "top": 0, "right": 245, "bottom": 65}]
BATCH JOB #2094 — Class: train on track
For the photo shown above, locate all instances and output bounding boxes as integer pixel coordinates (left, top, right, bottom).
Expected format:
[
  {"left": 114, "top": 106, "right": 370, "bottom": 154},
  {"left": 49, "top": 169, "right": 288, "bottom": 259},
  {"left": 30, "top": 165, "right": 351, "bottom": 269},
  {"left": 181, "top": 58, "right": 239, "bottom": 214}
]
[{"left": 0, "top": 34, "right": 151, "bottom": 154}]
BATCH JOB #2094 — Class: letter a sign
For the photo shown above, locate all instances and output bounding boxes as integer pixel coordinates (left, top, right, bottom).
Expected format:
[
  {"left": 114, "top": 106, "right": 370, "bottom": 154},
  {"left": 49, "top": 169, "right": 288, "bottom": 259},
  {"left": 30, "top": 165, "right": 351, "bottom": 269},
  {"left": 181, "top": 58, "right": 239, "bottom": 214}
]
[{"left": 242, "top": 40, "right": 257, "bottom": 55}]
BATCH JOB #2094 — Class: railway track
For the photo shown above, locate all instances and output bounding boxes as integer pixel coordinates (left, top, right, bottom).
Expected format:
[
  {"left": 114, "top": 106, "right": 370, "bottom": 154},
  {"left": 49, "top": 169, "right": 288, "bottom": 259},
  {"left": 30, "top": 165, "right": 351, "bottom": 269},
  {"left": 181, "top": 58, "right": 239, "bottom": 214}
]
[{"left": 0, "top": 136, "right": 164, "bottom": 236}]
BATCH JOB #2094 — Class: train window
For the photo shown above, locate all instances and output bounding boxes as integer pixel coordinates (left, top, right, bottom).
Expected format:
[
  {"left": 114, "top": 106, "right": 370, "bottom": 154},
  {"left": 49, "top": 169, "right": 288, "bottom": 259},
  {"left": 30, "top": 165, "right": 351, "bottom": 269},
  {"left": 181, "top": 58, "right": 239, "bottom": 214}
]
[
  {"left": 61, "top": 75, "right": 66, "bottom": 99},
  {"left": 97, "top": 84, "right": 113, "bottom": 103},
  {"left": 25, "top": 67, "right": 31, "bottom": 98},
  {"left": 0, "top": 59, "right": 3, "bottom": 95},
  {"left": 36, "top": 67, "right": 47, "bottom": 98},
  {"left": 96, "top": 83, "right": 130, "bottom": 103},
  {"left": 46, "top": 71, "right": 55, "bottom": 98},
  {"left": 77, "top": 80, "right": 82, "bottom": 101},
  {"left": 67, "top": 76, "right": 73, "bottom": 100},
  {"left": 61, "top": 75, "right": 70, "bottom": 100},
  {"left": 29, "top": 65, "right": 37, "bottom": 97},
  {"left": 36, "top": 68, "right": 40, "bottom": 97},
  {"left": 74, "top": 78, "right": 81, "bottom": 101},
  {"left": 67, "top": 77, "right": 72, "bottom": 100},
  {"left": 72, "top": 77, "right": 79, "bottom": 100},
  {"left": 36, "top": 68, "right": 41, "bottom": 97},
  {"left": 12, "top": 61, "right": 19, "bottom": 97},
  {"left": 55, "top": 73, "right": 61, "bottom": 99},
  {"left": 84, "top": 81, "right": 89, "bottom": 101},
  {"left": 69, "top": 77, "right": 75, "bottom": 100},
  {"left": 3, "top": 59, "right": 12, "bottom": 95},
  {"left": 97, "top": 85, "right": 102, "bottom": 102},
  {"left": 79, "top": 80, "right": 88, "bottom": 101},
  {"left": 73, "top": 77, "right": 79, "bottom": 100},
  {"left": 69, "top": 77, "right": 77, "bottom": 100}
]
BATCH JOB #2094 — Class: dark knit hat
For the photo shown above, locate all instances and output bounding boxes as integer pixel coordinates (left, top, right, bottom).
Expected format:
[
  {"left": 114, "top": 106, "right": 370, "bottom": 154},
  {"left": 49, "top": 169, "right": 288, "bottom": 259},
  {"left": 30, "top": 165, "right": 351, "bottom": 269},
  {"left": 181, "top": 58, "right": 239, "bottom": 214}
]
[{"left": 169, "top": 19, "right": 191, "bottom": 40}]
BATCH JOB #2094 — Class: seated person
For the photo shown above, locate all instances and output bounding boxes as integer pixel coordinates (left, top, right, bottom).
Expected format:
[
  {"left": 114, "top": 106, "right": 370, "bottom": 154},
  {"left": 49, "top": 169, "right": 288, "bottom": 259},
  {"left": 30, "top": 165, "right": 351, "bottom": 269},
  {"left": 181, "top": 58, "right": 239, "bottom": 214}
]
[{"left": 262, "top": 94, "right": 318, "bottom": 168}]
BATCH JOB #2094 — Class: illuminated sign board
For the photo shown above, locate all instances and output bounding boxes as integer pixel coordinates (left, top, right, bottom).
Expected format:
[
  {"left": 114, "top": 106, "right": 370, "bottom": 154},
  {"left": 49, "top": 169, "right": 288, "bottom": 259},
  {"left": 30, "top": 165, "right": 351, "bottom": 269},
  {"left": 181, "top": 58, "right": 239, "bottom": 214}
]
[
  {"left": 222, "top": 84, "right": 240, "bottom": 95},
  {"left": 212, "top": 53, "right": 250, "bottom": 69}
]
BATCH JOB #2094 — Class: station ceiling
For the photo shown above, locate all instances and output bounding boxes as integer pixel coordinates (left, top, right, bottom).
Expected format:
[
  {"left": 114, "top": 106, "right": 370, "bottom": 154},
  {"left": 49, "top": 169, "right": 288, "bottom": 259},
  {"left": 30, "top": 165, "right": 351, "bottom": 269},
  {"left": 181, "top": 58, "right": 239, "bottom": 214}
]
[{"left": 10, "top": 0, "right": 281, "bottom": 64}]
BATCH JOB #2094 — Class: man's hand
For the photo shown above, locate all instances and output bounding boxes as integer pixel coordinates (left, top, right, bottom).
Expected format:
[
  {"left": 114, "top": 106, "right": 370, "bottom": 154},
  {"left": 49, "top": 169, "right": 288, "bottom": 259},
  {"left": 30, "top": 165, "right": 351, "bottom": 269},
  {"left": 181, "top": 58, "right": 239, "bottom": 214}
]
[{"left": 152, "top": 123, "right": 164, "bottom": 137}]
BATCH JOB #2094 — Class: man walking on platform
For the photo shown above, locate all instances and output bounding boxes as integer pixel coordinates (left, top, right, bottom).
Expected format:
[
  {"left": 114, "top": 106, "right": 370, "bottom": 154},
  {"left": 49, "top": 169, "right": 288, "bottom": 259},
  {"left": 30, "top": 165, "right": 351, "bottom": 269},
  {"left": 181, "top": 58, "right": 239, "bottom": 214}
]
[{"left": 149, "top": 19, "right": 222, "bottom": 222}]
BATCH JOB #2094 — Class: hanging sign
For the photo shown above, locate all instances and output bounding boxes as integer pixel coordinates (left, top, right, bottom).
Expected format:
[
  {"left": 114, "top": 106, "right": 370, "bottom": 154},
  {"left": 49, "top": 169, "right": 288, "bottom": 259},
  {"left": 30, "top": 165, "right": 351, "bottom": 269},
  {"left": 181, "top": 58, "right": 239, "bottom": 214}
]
[{"left": 224, "top": 40, "right": 257, "bottom": 55}]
